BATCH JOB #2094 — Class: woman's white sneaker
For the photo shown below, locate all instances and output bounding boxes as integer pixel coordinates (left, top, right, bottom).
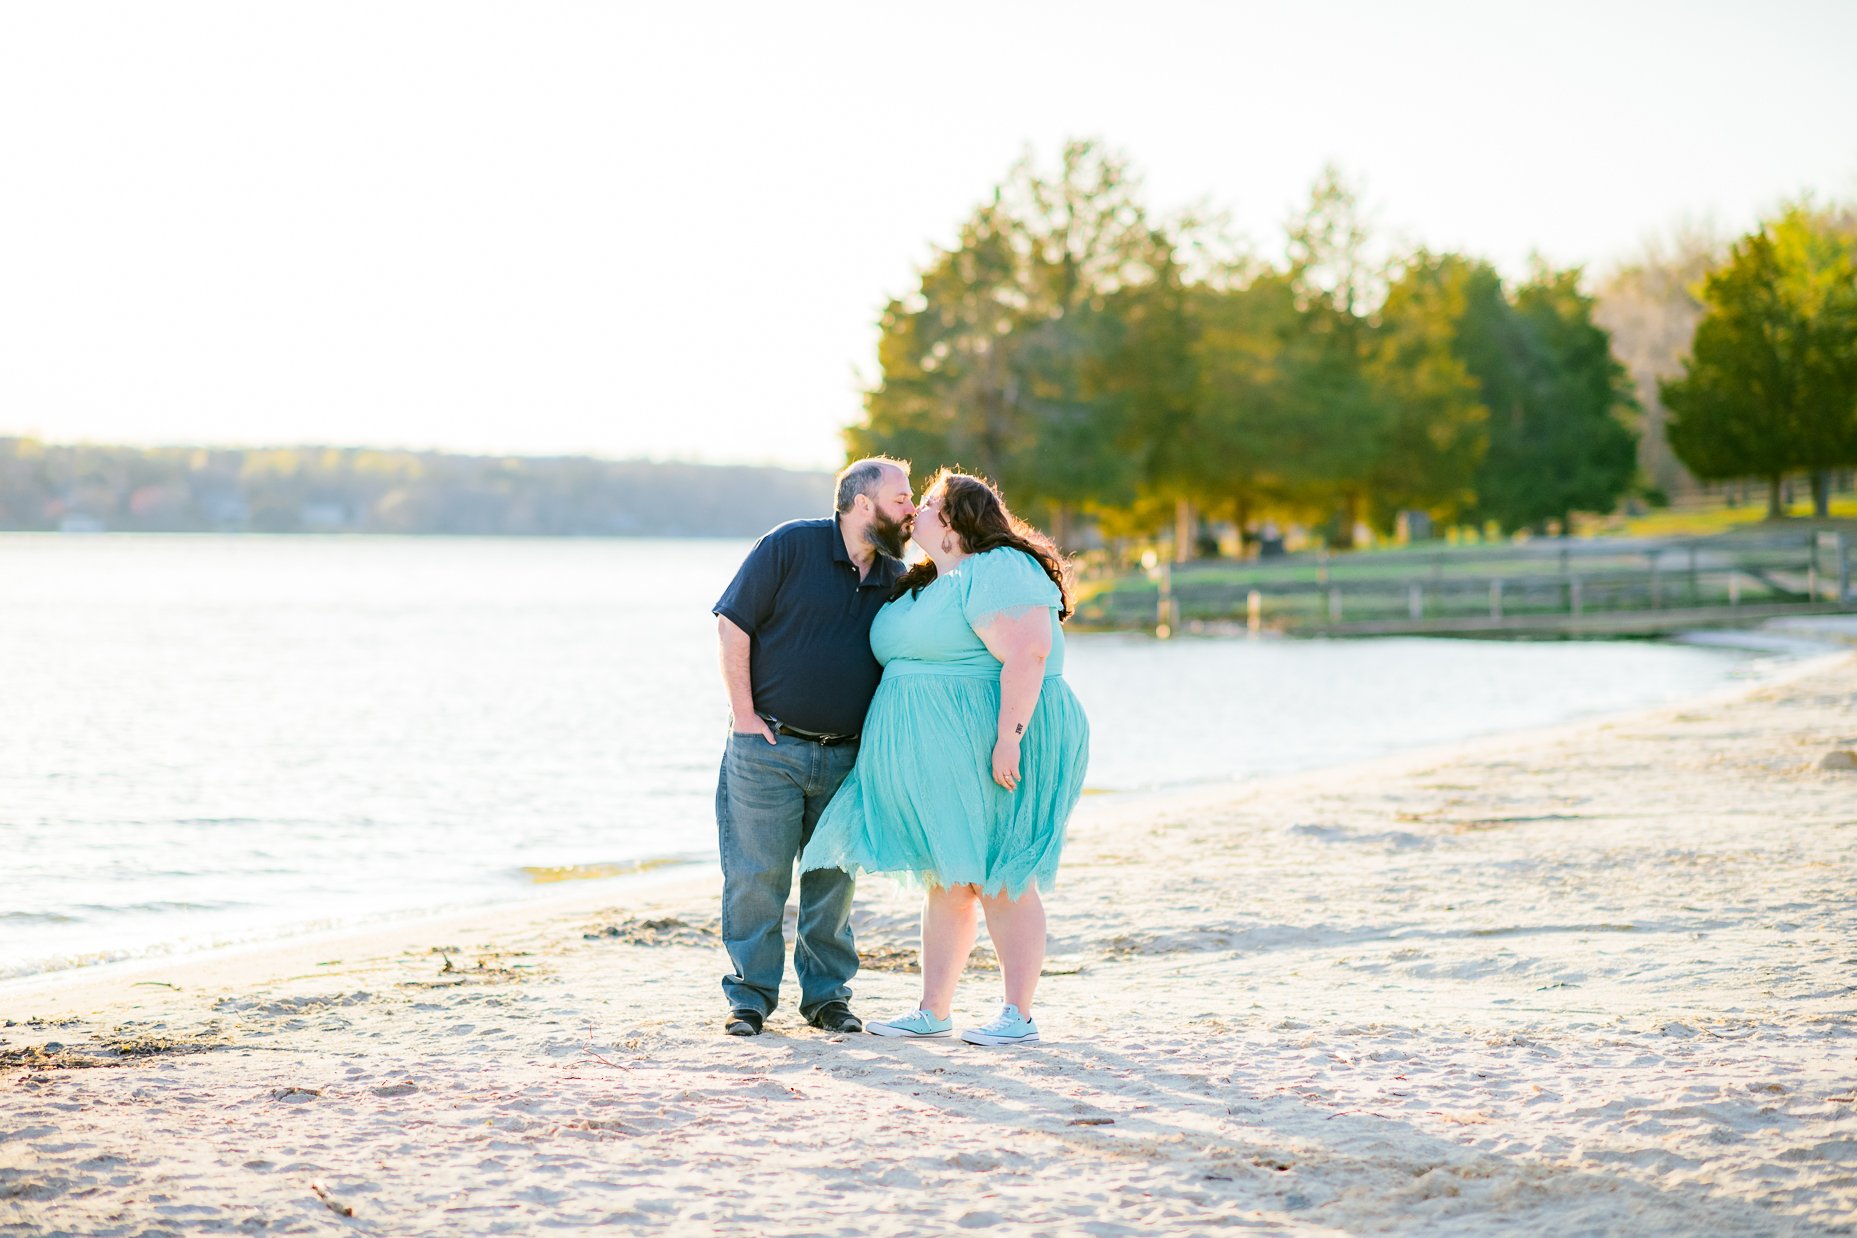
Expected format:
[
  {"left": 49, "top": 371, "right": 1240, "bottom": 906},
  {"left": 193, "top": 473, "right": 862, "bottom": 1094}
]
[{"left": 960, "top": 1003, "right": 1040, "bottom": 1046}]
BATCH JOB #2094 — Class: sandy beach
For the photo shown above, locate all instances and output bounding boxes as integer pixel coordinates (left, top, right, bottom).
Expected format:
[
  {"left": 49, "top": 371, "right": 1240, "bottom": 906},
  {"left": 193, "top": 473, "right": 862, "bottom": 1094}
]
[{"left": 4, "top": 652, "right": 1856, "bottom": 1236}]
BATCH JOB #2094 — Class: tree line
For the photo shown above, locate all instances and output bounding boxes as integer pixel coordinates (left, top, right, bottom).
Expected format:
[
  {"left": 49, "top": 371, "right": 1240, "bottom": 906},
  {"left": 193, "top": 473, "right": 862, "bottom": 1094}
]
[
  {"left": 0, "top": 439, "right": 830, "bottom": 538},
  {"left": 847, "top": 141, "right": 1851, "bottom": 552}
]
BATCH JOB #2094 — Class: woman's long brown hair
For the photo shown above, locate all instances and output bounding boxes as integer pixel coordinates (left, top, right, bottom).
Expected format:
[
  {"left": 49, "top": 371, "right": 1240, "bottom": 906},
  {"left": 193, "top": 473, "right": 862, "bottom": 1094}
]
[{"left": 892, "top": 469, "right": 1073, "bottom": 621}]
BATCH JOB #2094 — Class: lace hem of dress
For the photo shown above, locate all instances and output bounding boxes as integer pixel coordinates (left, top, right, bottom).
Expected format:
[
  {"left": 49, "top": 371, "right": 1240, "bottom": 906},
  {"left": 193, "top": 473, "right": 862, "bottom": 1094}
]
[{"left": 800, "top": 846, "right": 1055, "bottom": 902}]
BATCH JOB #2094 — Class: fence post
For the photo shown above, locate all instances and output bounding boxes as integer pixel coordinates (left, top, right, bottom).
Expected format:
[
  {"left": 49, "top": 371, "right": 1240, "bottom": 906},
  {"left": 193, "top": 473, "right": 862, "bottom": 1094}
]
[
  {"left": 1247, "top": 589, "right": 1262, "bottom": 634},
  {"left": 1408, "top": 583, "right": 1423, "bottom": 621},
  {"left": 1650, "top": 557, "right": 1662, "bottom": 609},
  {"left": 1156, "top": 562, "right": 1174, "bottom": 639},
  {"left": 1327, "top": 586, "right": 1342, "bottom": 623},
  {"left": 1490, "top": 578, "right": 1504, "bottom": 620},
  {"left": 1840, "top": 534, "right": 1851, "bottom": 604},
  {"left": 1687, "top": 543, "right": 1699, "bottom": 605},
  {"left": 1570, "top": 576, "right": 1583, "bottom": 617},
  {"left": 1729, "top": 573, "right": 1740, "bottom": 606}
]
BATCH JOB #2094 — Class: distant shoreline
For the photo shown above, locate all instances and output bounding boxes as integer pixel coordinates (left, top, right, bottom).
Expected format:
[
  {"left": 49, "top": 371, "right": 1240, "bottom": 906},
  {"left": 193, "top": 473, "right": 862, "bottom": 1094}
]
[{"left": 0, "top": 439, "right": 832, "bottom": 538}]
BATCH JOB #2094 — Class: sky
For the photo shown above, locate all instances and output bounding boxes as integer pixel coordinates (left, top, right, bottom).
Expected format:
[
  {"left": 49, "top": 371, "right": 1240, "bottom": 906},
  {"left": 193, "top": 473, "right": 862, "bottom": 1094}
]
[{"left": 2, "top": 1, "right": 1852, "bottom": 471}]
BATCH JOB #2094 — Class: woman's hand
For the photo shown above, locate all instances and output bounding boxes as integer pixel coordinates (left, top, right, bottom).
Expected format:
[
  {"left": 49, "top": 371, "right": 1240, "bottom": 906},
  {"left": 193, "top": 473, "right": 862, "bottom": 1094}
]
[
  {"left": 977, "top": 606, "right": 1049, "bottom": 794},
  {"left": 992, "top": 734, "right": 1022, "bottom": 791}
]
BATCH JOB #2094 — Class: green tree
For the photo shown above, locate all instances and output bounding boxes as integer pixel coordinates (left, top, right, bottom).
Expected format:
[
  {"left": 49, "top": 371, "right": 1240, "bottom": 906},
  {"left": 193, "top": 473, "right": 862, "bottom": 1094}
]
[
  {"left": 1267, "top": 174, "right": 1487, "bottom": 542},
  {"left": 1366, "top": 256, "right": 1488, "bottom": 527},
  {"left": 1452, "top": 259, "right": 1638, "bottom": 533},
  {"left": 1180, "top": 274, "right": 1304, "bottom": 543},
  {"left": 1664, "top": 207, "right": 1857, "bottom": 517},
  {"left": 1097, "top": 236, "right": 1200, "bottom": 546},
  {"left": 1281, "top": 167, "right": 1386, "bottom": 543},
  {"left": 848, "top": 142, "right": 1176, "bottom": 542},
  {"left": 1174, "top": 178, "right": 1484, "bottom": 548}
]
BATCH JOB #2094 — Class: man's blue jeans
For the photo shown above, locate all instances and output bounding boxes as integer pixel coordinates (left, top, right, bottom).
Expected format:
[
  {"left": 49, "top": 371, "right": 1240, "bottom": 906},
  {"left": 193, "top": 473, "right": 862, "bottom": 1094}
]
[{"left": 716, "top": 730, "right": 859, "bottom": 1019}]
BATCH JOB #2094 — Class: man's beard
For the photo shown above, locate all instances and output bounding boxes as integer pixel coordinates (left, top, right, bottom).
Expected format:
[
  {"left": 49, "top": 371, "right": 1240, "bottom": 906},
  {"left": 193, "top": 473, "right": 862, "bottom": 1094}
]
[{"left": 867, "top": 512, "right": 910, "bottom": 559}]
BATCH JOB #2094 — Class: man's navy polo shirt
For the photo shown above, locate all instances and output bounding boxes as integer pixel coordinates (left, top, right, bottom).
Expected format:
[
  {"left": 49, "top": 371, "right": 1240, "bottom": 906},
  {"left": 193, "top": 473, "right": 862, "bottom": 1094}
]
[{"left": 713, "top": 515, "right": 905, "bottom": 737}]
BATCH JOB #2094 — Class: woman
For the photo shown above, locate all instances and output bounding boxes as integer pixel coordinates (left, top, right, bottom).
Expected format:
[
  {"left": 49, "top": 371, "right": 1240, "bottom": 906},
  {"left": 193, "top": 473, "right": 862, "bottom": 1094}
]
[{"left": 799, "top": 469, "right": 1089, "bottom": 1046}]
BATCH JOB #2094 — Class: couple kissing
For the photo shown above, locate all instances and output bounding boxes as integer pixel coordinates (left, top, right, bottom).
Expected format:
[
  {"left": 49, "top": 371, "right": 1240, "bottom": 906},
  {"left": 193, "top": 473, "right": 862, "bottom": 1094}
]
[{"left": 711, "top": 457, "right": 1089, "bottom": 1046}]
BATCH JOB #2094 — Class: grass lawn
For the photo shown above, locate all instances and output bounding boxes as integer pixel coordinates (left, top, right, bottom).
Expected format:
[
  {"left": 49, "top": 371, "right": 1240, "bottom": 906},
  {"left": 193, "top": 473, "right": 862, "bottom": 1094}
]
[{"left": 1593, "top": 495, "right": 1857, "bottom": 539}]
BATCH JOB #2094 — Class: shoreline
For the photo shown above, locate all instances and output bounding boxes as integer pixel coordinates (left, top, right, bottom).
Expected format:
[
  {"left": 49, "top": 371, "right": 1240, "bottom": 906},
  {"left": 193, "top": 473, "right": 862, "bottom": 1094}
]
[
  {"left": 0, "top": 864, "right": 720, "bottom": 1017},
  {"left": 6, "top": 634, "right": 1837, "bottom": 1001},
  {"left": 5, "top": 652, "right": 1856, "bottom": 1233}
]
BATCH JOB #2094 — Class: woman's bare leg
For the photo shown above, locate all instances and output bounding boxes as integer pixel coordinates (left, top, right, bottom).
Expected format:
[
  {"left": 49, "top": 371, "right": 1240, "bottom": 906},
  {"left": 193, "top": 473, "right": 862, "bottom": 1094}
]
[
  {"left": 978, "top": 885, "right": 1045, "bottom": 1017},
  {"left": 920, "top": 883, "right": 980, "bottom": 1019}
]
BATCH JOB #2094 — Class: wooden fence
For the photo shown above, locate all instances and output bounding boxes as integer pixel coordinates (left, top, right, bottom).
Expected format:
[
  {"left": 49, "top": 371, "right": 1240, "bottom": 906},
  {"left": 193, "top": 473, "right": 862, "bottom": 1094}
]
[{"left": 1076, "top": 532, "right": 1856, "bottom": 637}]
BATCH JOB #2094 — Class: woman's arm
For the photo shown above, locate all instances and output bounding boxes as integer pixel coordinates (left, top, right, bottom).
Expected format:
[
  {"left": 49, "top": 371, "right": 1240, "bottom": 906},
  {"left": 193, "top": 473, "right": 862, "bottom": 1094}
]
[{"left": 975, "top": 608, "right": 1054, "bottom": 791}]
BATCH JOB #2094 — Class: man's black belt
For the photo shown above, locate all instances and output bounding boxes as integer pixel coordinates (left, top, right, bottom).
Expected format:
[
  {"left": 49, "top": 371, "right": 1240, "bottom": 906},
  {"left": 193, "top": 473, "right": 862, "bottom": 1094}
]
[{"left": 760, "top": 715, "right": 858, "bottom": 746}]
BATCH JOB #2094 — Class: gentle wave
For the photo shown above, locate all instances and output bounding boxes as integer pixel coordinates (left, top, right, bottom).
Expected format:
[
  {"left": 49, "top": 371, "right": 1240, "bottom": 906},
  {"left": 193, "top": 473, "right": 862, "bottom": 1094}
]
[
  {"left": 70, "top": 901, "right": 249, "bottom": 917},
  {"left": 519, "top": 856, "right": 700, "bottom": 885}
]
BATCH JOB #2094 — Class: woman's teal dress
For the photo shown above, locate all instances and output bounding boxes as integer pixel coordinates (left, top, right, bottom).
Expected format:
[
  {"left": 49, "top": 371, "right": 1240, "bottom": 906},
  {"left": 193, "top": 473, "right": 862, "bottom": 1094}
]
[{"left": 799, "top": 547, "right": 1090, "bottom": 899}]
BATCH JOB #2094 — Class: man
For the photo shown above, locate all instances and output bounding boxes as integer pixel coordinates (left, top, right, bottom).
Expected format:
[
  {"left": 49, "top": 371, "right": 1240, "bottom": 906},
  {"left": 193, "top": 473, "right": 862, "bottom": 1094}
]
[{"left": 711, "top": 457, "right": 915, "bottom": 1037}]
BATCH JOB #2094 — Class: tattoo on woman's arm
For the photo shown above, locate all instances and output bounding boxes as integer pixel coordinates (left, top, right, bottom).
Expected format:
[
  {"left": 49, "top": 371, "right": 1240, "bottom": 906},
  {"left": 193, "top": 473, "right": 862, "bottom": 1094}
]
[{"left": 1014, "top": 723, "right": 1024, "bottom": 736}]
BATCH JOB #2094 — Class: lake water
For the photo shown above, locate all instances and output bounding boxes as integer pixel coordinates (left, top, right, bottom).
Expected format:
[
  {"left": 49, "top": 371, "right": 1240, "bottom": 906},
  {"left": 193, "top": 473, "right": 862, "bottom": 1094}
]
[{"left": 0, "top": 535, "right": 1789, "bottom": 983}]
